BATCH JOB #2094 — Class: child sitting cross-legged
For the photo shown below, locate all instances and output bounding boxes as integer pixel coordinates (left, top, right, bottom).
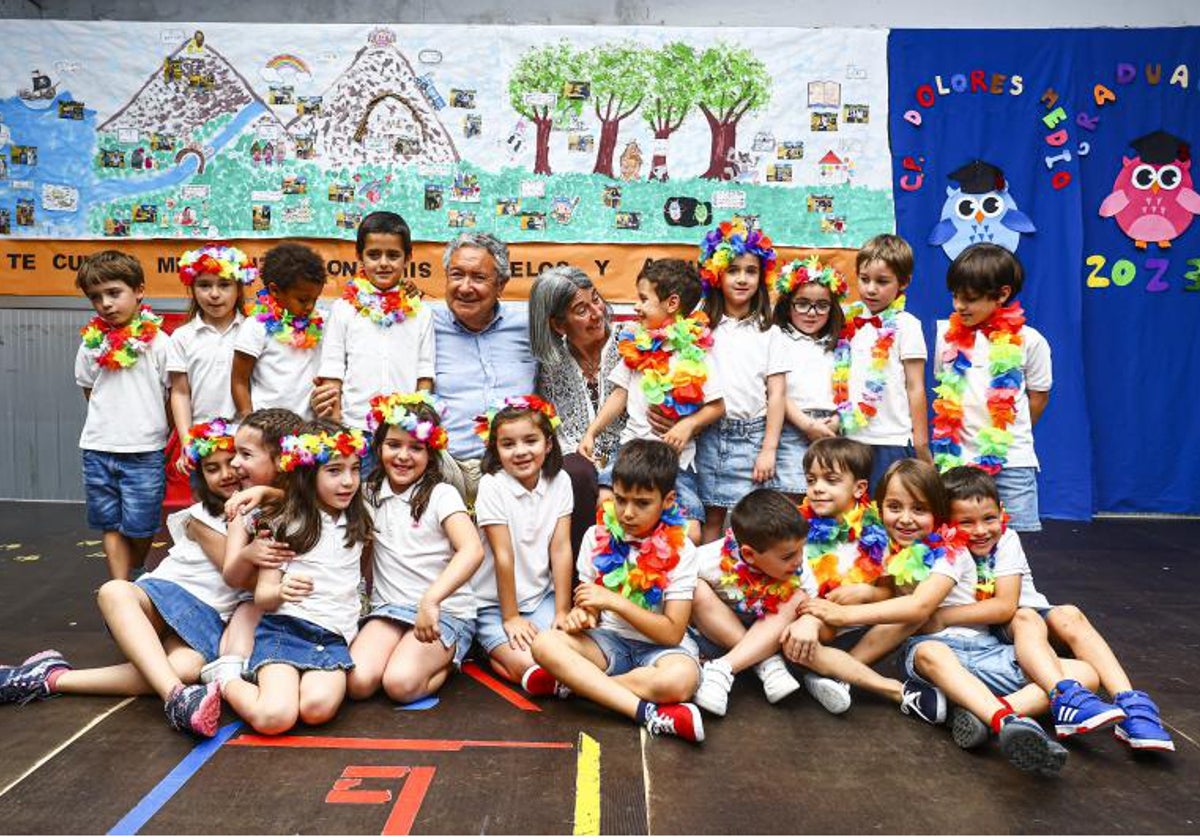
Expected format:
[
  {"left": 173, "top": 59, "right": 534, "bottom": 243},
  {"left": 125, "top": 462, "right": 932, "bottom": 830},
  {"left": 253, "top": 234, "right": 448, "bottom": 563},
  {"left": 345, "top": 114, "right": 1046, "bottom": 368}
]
[{"left": 529, "top": 439, "right": 706, "bottom": 743}]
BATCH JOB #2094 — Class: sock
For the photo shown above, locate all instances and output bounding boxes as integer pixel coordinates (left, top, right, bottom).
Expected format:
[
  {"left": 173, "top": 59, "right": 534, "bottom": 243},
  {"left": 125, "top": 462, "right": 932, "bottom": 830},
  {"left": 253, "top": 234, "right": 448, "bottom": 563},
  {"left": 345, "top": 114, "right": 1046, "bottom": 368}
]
[
  {"left": 45, "top": 666, "right": 69, "bottom": 693},
  {"left": 635, "top": 700, "right": 658, "bottom": 724},
  {"left": 989, "top": 697, "right": 1015, "bottom": 734}
]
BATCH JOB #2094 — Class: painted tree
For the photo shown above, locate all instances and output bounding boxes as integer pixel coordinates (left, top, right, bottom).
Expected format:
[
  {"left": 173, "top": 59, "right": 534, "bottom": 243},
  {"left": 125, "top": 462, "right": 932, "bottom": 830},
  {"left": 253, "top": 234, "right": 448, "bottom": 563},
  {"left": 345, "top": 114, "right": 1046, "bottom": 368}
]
[
  {"left": 508, "top": 41, "right": 579, "bottom": 176},
  {"left": 643, "top": 42, "right": 701, "bottom": 182},
  {"left": 584, "top": 41, "right": 651, "bottom": 179},
  {"left": 695, "top": 43, "right": 772, "bottom": 180}
]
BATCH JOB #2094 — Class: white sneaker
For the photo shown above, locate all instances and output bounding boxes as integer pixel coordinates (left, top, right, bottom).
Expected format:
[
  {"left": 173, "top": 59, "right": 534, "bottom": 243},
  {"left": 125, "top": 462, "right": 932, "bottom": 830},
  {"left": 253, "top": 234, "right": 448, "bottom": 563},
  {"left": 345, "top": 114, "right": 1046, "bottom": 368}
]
[
  {"left": 693, "top": 660, "right": 734, "bottom": 717},
  {"left": 753, "top": 654, "right": 801, "bottom": 704},
  {"left": 803, "top": 672, "right": 852, "bottom": 715},
  {"left": 199, "top": 655, "right": 245, "bottom": 686}
]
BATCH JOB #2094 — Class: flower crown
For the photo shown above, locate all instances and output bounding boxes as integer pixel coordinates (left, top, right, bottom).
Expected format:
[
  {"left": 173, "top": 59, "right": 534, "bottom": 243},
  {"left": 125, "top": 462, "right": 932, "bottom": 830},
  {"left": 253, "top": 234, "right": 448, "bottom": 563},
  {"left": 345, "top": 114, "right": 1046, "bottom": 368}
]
[
  {"left": 184, "top": 417, "right": 235, "bottom": 467},
  {"left": 178, "top": 243, "right": 259, "bottom": 287},
  {"left": 278, "top": 428, "right": 367, "bottom": 472},
  {"left": 474, "top": 394, "right": 562, "bottom": 442},
  {"left": 774, "top": 255, "right": 849, "bottom": 300},
  {"left": 366, "top": 391, "right": 449, "bottom": 450},
  {"left": 698, "top": 219, "right": 778, "bottom": 292}
]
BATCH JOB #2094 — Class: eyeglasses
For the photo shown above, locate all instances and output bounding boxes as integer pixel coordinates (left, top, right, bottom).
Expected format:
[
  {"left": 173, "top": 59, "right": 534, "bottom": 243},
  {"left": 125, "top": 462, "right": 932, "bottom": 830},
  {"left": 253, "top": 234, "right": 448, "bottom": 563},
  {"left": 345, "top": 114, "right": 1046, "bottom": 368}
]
[
  {"left": 792, "top": 299, "right": 833, "bottom": 314},
  {"left": 447, "top": 269, "right": 498, "bottom": 286}
]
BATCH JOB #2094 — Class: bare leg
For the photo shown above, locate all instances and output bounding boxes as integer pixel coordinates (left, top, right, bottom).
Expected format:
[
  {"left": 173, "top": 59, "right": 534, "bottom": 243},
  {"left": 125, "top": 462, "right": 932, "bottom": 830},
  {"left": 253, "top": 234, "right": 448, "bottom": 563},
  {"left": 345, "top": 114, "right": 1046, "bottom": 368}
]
[
  {"left": 381, "top": 632, "right": 456, "bottom": 704},
  {"left": 55, "top": 636, "right": 203, "bottom": 697},
  {"left": 489, "top": 643, "right": 536, "bottom": 684},
  {"left": 347, "top": 618, "right": 402, "bottom": 701},
  {"left": 102, "top": 531, "right": 135, "bottom": 581},
  {"left": 690, "top": 580, "right": 748, "bottom": 650},
  {"left": 222, "top": 663, "right": 300, "bottom": 735},
  {"left": 802, "top": 643, "right": 904, "bottom": 703},
  {"left": 720, "top": 603, "right": 799, "bottom": 674},
  {"left": 531, "top": 629, "right": 641, "bottom": 719},
  {"left": 1007, "top": 658, "right": 1099, "bottom": 717},
  {"left": 700, "top": 507, "right": 725, "bottom": 545},
  {"left": 298, "top": 670, "right": 347, "bottom": 726},
  {"left": 94, "top": 580, "right": 185, "bottom": 701},
  {"left": 1046, "top": 605, "right": 1133, "bottom": 696},
  {"left": 219, "top": 602, "right": 262, "bottom": 659},
  {"left": 910, "top": 641, "right": 1008, "bottom": 723},
  {"left": 1009, "top": 607, "right": 1070, "bottom": 691},
  {"left": 848, "top": 622, "right": 924, "bottom": 666},
  {"left": 615, "top": 654, "right": 700, "bottom": 703}
]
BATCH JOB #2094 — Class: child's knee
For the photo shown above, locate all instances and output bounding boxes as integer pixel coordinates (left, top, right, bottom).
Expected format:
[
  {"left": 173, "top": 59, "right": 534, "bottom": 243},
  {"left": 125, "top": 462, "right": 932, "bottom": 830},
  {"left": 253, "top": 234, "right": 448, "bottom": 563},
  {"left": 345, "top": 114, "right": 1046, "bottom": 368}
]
[
  {"left": 1012, "top": 607, "right": 1045, "bottom": 631},
  {"left": 346, "top": 666, "right": 381, "bottom": 700},
  {"left": 249, "top": 700, "right": 299, "bottom": 735},
  {"left": 912, "top": 640, "right": 950, "bottom": 673},
  {"left": 96, "top": 578, "right": 138, "bottom": 611},
  {"left": 1047, "top": 604, "right": 1088, "bottom": 636},
  {"left": 650, "top": 658, "right": 700, "bottom": 702},
  {"left": 299, "top": 692, "right": 342, "bottom": 726},
  {"left": 381, "top": 669, "right": 433, "bottom": 704},
  {"left": 531, "top": 628, "right": 569, "bottom": 664}
]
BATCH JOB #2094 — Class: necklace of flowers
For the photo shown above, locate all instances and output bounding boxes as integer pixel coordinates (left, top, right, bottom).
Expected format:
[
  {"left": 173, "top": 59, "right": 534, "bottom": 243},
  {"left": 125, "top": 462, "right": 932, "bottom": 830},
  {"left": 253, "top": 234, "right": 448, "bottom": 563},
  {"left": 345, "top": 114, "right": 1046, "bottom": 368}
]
[
  {"left": 972, "top": 510, "right": 1011, "bottom": 600},
  {"left": 250, "top": 288, "right": 323, "bottom": 349},
  {"left": 831, "top": 295, "right": 905, "bottom": 435},
  {"left": 885, "top": 524, "right": 973, "bottom": 588},
  {"left": 718, "top": 529, "right": 803, "bottom": 617},
  {"left": 80, "top": 305, "right": 162, "bottom": 370},
  {"left": 930, "top": 302, "right": 1026, "bottom": 475},
  {"left": 616, "top": 313, "right": 713, "bottom": 420},
  {"left": 800, "top": 499, "right": 890, "bottom": 597},
  {"left": 342, "top": 272, "right": 421, "bottom": 327},
  {"left": 591, "top": 499, "right": 687, "bottom": 609}
]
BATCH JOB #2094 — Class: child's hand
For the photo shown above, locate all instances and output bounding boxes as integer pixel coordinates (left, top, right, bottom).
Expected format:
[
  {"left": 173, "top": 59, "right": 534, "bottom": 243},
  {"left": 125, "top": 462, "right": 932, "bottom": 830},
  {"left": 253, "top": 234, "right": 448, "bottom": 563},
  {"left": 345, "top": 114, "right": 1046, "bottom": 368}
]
[
  {"left": 174, "top": 453, "right": 193, "bottom": 476},
  {"left": 752, "top": 449, "right": 777, "bottom": 483},
  {"left": 552, "top": 610, "right": 572, "bottom": 632},
  {"left": 280, "top": 573, "right": 313, "bottom": 603},
  {"left": 244, "top": 532, "right": 295, "bottom": 569},
  {"left": 414, "top": 598, "right": 441, "bottom": 644},
  {"left": 503, "top": 616, "right": 540, "bottom": 651},
  {"left": 225, "top": 487, "right": 269, "bottom": 521},
  {"left": 309, "top": 378, "right": 342, "bottom": 421},
  {"left": 563, "top": 606, "right": 598, "bottom": 633},
  {"left": 660, "top": 418, "right": 693, "bottom": 453},
  {"left": 914, "top": 443, "right": 934, "bottom": 465},
  {"left": 826, "top": 583, "right": 874, "bottom": 605},
  {"left": 798, "top": 598, "right": 845, "bottom": 626},
  {"left": 918, "top": 610, "right": 947, "bottom": 636},
  {"left": 573, "top": 581, "right": 618, "bottom": 614},
  {"left": 807, "top": 416, "right": 838, "bottom": 440},
  {"left": 577, "top": 432, "right": 596, "bottom": 461},
  {"left": 780, "top": 617, "right": 819, "bottom": 663}
]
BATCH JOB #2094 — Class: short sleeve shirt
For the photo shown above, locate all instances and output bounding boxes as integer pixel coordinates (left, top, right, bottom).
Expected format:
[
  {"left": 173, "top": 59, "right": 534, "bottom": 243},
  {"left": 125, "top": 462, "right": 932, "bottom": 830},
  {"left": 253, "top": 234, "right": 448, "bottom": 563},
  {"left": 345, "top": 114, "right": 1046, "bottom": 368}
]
[
  {"left": 75, "top": 330, "right": 171, "bottom": 452},
  {"left": 708, "top": 317, "right": 791, "bottom": 419},
  {"left": 845, "top": 309, "right": 926, "bottom": 446},
  {"left": 166, "top": 314, "right": 243, "bottom": 424},
  {"left": 233, "top": 314, "right": 321, "bottom": 420}
]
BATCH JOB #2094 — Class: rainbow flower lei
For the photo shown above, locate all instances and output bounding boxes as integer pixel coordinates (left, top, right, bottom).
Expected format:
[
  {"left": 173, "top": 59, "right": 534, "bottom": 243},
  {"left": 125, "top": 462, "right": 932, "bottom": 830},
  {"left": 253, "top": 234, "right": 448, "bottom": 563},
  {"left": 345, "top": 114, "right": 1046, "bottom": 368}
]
[
  {"left": 591, "top": 499, "right": 686, "bottom": 609},
  {"left": 342, "top": 273, "right": 421, "bottom": 328},
  {"left": 832, "top": 295, "right": 906, "bottom": 435},
  {"left": 178, "top": 243, "right": 258, "bottom": 286},
  {"left": 885, "top": 524, "right": 972, "bottom": 588},
  {"left": 617, "top": 313, "right": 713, "bottom": 420},
  {"left": 718, "top": 530, "right": 803, "bottom": 618},
  {"left": 250, "top": 288, "right": 323, "bottom": 349},
  {"left": 183, "top": 417, "right": 235, "bottom": 467},
  {"left": 80, "top": 305, "right": 162, "bottom": 370},
  {"left": 366, "top": 391, "right": 449, "bottom": 450},
  {"left": 774, "top": 254, "right": 849, "bottom": 299},
  {"left": 800, "top": 499, "right": 889, "bottom": 597},
  {"left": 931, "top": 302, "right": 1026, "bottom": 475},
  {"left": 699, "top": 219, "right": 778, "bottom": 292},
  {"left": 278, "top": 428, "right": 367, "bottom": 472},
  {"left": 971, "top": 510, "right": 1011, "bottom": 601},
  {"left": 473, "top": 394, "right": 562, "bottom": 441}
]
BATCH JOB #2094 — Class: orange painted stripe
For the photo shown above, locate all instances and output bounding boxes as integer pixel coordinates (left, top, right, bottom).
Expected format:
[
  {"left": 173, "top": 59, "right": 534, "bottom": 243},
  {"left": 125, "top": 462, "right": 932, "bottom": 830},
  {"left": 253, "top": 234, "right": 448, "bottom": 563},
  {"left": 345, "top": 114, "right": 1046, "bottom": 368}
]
[
  {"left": 228, "top": 734, "right": 572, "bottom": 751},
  {"left": 461, "top": 661, "right": 542, "bottom": 712},
  {"left": 382, "top": 766, "right": 437, "bottom": 836}
]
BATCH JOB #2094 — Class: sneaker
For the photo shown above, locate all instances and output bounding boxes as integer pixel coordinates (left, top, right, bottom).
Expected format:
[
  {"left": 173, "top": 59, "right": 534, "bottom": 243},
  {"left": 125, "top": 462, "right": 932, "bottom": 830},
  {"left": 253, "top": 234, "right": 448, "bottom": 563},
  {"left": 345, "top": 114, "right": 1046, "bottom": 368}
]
[
  {"left": 164, "top": 683, "right": 222, "bottom": 738},
  {"left": 0, "top": 650, "right": 71, "bottom": 705},
  {"left": 949, "top": 706, "right": 990, "bottom": 750},
  {"left": 693, "top": 660, "right": 734, "bottom": 716},
  {"left": 1113, "top": 690, "right": 1175, "bottom": 752},
  {"left": 998, "top": 714, "right": 1069, "bottom": 775},
  {"left": 1050, "top": 679, "right": 1126, "bottom": 737},
  {"left": 753, "top": 654, "right": 801, "bottom": 704},
  {"left": 899, "top": 679, "right": 947, "bottom": 725},
  {"left": 643, "top": 702, "right": 705, "bottom": 743},
  {"left": 520, "top": 665, "right": 571, "bottom": 699},
  {"left": 199, "top": 655, "right": 246, "bottom": 686},
  {"left": 803, "top": 672, "right": 852, "bottom": 715}
]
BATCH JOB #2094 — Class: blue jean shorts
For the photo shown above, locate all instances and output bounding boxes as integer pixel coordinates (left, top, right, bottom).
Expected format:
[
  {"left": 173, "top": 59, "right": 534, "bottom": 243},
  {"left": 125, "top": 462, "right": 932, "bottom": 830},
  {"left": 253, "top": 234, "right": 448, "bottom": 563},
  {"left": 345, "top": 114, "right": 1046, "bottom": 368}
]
[
  {"left": 475, "top": 589, "right": 557, "bottom": 653},
  {"left": 900, "top": 631, "right": 1028, "bottom": 696},
  {"left": 362, "top": 602, "right": 477, "bottom": 668},
  {"left": 994, "top": 466, "right": 1041, "bottom": 532},
  {"left": 137, "top": 577, "right": 225, "bottom": 663},
  {"left": 586, "top": 627, "right": 700, "bottom": 677},
  {"left": 248, "top": 613, "right": 354, "bottom": 675},
  {"left": 82, "top": 449, "right": 166, "bottom": 538},
  {"left": 774, "top": 426, "right": 809, "bottom": 495},
  {"left": 696, "top": 417, "right": 775, "bottom": 507},
  {"left": 598, "top": 458, "right": 703, "bottom": 523}
]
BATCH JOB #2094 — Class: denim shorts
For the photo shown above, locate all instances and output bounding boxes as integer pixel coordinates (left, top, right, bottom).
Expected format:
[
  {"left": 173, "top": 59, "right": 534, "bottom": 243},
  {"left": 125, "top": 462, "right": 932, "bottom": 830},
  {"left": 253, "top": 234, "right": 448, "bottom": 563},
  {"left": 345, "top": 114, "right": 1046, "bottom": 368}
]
[
  {"left": 775, "top": 426, "right": 809, "bottom": 495},
  {"left": 900, "top": 631, "right": 1028, "bottom": 696},
  {"left": 696, "top": 417, "right": 776, "bottom": 507},
  {"left": 868, "top": 444, "right": 914, "bottom": 500},
  {"left": 994, "top": 466, "right": 1041, "bottom": 532},
  {"left": 475, "top": 589, "right": 557, "bottom": 653},
  {"left": 82, "top": 449, "right": 166, "bottom": 538},
  {"left": 248, "top": 613, "right": 354, "bottom": 674},
  {"left": 586, "top": 627, "right": 700, "bottom": 677},
  {"left": 137, "top": 577, "right": 225, "bottom": 663},
  {"left": 362, "top": 602, "right": 477, "bottom": 668}
]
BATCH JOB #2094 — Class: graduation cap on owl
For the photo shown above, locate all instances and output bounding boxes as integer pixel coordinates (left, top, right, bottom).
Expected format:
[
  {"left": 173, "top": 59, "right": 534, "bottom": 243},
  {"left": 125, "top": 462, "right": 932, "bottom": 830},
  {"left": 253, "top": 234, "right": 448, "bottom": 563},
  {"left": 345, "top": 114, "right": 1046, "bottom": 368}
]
[
  {"left": 1128, "top": 130, "right": 1190, "bottom": 165},
  {"left": 929, "top": 158, "right": 1035, "bottom": 260}
]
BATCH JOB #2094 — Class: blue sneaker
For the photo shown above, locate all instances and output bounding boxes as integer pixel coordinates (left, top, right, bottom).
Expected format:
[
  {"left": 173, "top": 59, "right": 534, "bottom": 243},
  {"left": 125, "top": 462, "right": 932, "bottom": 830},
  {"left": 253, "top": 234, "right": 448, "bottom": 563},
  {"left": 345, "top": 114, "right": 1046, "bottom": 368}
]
[
  {"left": 1113, "top": 690, "right": 1175, "bottom": 752},
  {"left": 998, "top": 714, "right": 1069, "bottom": 775},
  {"left": 1050, "top": 679, "right": 1126, "bottom": 737},
  {"left": 0, "top": 650, "right": 71, "bottom": 705},
  {"left": 899, "top": 679, "right": 947, "bottom": 724}
]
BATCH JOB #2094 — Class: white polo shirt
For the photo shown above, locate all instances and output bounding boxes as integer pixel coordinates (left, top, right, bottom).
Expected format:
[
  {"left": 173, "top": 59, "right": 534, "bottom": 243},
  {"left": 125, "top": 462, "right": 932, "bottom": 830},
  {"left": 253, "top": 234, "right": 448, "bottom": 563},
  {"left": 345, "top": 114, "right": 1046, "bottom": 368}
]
[
  {"left": 167, "top": 313, "right": 243, "bottom": 424},
  {"left": 845, "top": 309, "right": 927, "bottom": 446},
  {"left": 272, "top": 510, "right": 364, "bottom": 643},
  {"left": 147, "top": 503, "right": 244, "bottom": 620},
  {"left": 708, "top": 316, "right": 790, "bottom": 420},
  {"left": 781, "top": 329, "right": 836, "bottom": 412},
  {"left": 989, "top": 529, "right": 1052, "bottom": 610},
  {"left": 75, "top": 331, "right": 171, "bottom": 452},
  {"left": 233, "top": 314, "right": 321, "bottom": 420}
]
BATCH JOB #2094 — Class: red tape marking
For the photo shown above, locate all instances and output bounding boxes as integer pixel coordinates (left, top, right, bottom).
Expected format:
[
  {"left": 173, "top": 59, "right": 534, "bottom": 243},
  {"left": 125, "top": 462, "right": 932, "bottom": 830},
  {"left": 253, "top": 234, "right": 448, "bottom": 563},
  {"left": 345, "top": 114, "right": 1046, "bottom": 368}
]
[
  {"left": 228, "top": 734, "right": 572, "bottom": 751},
  {"left": 382, "top": 766, "right": 436, "bottom": 836},
  {"left": 461, "top": 662, "right": 543, "bottom": 712}
]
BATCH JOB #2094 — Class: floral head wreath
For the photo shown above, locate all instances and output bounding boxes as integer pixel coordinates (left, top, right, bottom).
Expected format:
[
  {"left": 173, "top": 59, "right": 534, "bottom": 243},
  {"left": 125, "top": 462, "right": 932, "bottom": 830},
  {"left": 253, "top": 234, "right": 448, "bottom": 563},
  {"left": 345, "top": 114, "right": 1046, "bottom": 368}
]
[
  {"left": 183, "top": 417, "right": 235, "bottom": 467},
  {"left": 474, "top": 394, "right": 562, "bottom": 442},
  {"left": 698, "top": 219, "right": 778, "bottom": 293},
  {"left": 278, "top": 428, "right": 367, "bottom": 472},
  {"left": 179, "top": 243, "right": 259, "bottom": 287},
  {"left": 366, "top": 391, "right": 449, "bottom": 451},
  {"left": 774, "top": 255, "right": 849, "bottom": 300}
]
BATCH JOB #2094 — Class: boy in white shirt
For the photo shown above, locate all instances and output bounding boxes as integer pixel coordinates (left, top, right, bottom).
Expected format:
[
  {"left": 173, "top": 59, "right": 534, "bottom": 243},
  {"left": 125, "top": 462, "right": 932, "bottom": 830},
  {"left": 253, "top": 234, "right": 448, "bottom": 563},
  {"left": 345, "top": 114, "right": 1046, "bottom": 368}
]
[{"left": 74, "top": 251, "right": 172, "bottom": 580}]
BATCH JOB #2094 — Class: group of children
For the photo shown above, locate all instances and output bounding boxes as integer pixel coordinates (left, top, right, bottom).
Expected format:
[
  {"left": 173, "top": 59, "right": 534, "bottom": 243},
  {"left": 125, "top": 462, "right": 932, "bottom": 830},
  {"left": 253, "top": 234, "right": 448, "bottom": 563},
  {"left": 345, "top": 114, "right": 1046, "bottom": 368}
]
[{"left": 0, "top": 213, "right": 1173, "bottom": 777}]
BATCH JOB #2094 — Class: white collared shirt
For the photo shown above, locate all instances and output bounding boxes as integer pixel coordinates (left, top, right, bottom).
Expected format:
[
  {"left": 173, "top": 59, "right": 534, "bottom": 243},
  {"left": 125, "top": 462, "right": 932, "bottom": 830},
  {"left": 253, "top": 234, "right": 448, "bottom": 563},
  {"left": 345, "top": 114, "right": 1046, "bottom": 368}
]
[
  {"left": 146, "top": 503, "right": 244, "bottom": 620},
  {"left": 167, "top": 313, "right": 243, "bottom": 424},
  {"left": 781, "top": 328, "right": 836, "bottom": 412},
  {"left": 708, "top": 316, "right": 790, "bottom": 419},
  {"left": 845, "top": 309, "right": 926, "bottom": 446},
  {"left": 75, "top": 331, "right": 171, "bottom": 452},
  {"left": 274, "top": 511, "right": 364, "bottom": 642},
  {"left": 233, "top": 314, "right": 322, "bottom": 420}
]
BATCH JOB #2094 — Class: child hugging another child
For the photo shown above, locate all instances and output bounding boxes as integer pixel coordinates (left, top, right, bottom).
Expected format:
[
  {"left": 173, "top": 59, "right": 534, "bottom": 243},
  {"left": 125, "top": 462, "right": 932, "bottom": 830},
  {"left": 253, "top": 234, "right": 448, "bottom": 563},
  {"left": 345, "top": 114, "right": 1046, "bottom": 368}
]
[
  {"left": 694, "top": 220, "right": 791, "bottom": 544},
  {"left": 471, "top": 397, "right": 574, "bottom": 689},
  {"left": 772, "top": 256, "right": 847, "bottom": 497}
]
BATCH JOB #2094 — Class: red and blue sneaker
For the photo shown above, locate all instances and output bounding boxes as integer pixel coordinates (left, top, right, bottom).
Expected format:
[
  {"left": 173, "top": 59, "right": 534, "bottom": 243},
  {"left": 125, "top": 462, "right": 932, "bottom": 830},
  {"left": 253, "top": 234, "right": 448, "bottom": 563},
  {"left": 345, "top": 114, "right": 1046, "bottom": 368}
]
[
  {"left": 0, "top": 650, "right": 71, "bottom": 705},
  {"left": 1050, "top": 679, "right": 1126, "bottom": 737},
  {"left": 1113, "top": 690, "right": 1175, "bottom": 752}
]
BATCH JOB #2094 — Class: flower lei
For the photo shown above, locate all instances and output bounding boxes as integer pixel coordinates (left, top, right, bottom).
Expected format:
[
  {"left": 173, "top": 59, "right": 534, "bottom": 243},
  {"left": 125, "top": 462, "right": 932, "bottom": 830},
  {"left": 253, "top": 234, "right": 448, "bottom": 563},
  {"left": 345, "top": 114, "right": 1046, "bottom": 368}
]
[
  {"left": 366, "top": 391, "right": 449, "bottom": 450},
  {"left": 278, "top": 428, "right": 367, "bottom": 472},
  {"left": 718, "top": 530, "right": 803, "bottom": 618},
  {"left": 80, "top": 305, "right": 162, "bottom": 370},
  {"left": 774, "top": 254, "right": 849, "bottom": 299},
  {"left": 473, "top": 394, "right": 562, "bottom": 442},
  {"left": 885, "top": 524, "right": 972, "bottom": 588},
  {"left": 831, "top": 295, "right": 906, "bottom": 435},
  {"left": 971, "top": 510, "right": 1011, "bottom": 601},
  {"left": 341, "top": 273, "right": 421, "bottom": 328},
  {"left": 183, "top": 417, "right": 235, "bottom": 467},
  {"left": 799, "top": 499, "right": 889, "bottom": 597},
  {"left": 178, "top": 243, "right": 258, "bottom": 286},
  {"left": 617, "top": 313, "right": 713, "bottom": 419},
  {"left": 698, "top": 218, "right": 778, "bottom": 292},
  {"left": 249, "top": 288, "right": 323, "bottom": 349},
  {"left": 591, "top": 499, "right": 686, "bottom": 609},
  {"left": 930, "top": 302, "right": 1026, "bottom": 475}
]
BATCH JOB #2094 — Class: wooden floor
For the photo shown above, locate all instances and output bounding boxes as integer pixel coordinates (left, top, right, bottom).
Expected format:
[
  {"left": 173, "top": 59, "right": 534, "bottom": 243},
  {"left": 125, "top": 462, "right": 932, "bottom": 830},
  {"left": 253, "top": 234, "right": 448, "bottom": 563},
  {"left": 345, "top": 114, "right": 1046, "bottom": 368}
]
[{"left": 0, "top": 501, "right": 1197, "bottom": 834}]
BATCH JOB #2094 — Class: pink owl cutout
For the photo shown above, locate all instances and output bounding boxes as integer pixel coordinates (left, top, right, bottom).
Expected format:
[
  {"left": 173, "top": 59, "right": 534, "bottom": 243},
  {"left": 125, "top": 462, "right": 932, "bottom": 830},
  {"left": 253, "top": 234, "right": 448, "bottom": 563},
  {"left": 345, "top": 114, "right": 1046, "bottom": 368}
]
[{"left": 1099, "top": 130, "right": 1200, "bottom": 249}]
